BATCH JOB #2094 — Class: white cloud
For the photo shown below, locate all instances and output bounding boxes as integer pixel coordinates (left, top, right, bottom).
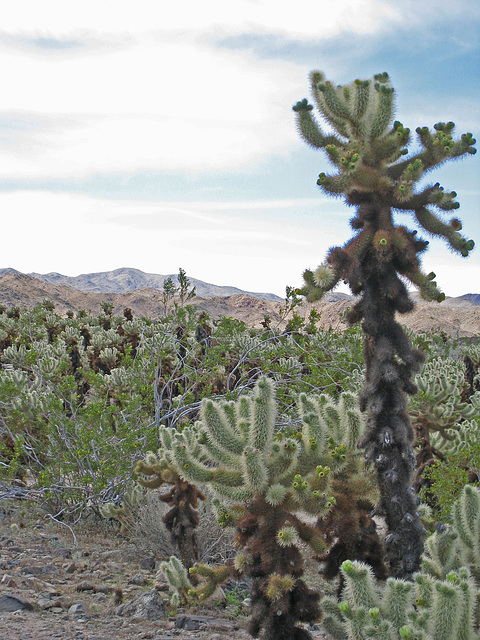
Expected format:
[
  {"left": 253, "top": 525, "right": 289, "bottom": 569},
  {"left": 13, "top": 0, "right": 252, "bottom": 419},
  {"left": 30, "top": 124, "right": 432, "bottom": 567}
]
[
  {"left": 0, "top": 30, "right": 305, "bottom": 178},
  {"left": 3, "top": 1, "right": 400, "bottom": 39},
  {"left": 1, "top": 1, "right": 477, "bottom": 181}
]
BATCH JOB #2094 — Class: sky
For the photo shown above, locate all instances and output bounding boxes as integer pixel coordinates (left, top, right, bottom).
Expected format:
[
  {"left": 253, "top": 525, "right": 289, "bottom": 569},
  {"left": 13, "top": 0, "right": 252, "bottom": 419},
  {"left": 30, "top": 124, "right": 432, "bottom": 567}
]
[{"left": 1, "top": 0, "right": 479, "bottom": 298}]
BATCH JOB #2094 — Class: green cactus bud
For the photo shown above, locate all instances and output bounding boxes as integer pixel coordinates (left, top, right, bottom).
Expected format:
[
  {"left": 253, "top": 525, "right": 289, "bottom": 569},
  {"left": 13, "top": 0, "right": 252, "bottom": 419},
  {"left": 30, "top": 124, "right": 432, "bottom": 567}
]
[{"left": 276, "top": 525, "right": 299, "bottom": 547}]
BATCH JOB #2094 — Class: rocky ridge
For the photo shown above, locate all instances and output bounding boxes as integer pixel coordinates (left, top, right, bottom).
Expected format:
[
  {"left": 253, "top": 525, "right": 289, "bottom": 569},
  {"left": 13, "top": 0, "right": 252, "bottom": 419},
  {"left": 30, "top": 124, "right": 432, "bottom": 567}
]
[{"left": 0, "top": 272, "right": 479, "bottom": 337}]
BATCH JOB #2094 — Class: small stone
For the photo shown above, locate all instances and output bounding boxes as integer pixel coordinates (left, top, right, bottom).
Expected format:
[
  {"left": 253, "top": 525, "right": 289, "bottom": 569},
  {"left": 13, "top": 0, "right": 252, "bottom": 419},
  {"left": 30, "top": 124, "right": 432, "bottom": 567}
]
[
  {"left": 1, "top": 574, "right": 17, "bottom": 587},
  {"left": 128, "top": 573, "right": 147, "bottom": 586},
  {"left": 51, "top": 607, "right": 64, "bottom": 614},
  {"left": 93, "top": 592, "right": 107, "bottom": 602},
  {"left": 64, "top": 562, "right": 77, "bottom": 573},
  {"left": 140, "top": 556, "right": 156, "bottom": 570},
  {"left": 93, "top": 585, "right": 111, "bottom": 595},
  {"left": 37, "top": 597, "right": 53, "bottom": 610},
  {"left": 116, "top": 589, "right": 165, "bottom": 621},
  {"left": 76, "top": 580, "right": 95, "bottom": 592},
  {"left": 68, "top": 603, "right": 86, "bottom": 615},
  {"left": 53, "top": 547, "right": 72, "bottom": 559},
  {"left": 19, "top": 564, "right": 58, "bottom": 576}
]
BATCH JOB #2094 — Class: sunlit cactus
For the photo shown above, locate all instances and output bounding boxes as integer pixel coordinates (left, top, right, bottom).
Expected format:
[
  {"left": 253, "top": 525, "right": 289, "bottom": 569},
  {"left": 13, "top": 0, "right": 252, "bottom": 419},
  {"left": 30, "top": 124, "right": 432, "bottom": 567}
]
[
  {"left": 294, "top": 70, "right": 476, "bottom": 577},
  {"left": 169, "top": 376, "right": 374, "bottom": 640}
]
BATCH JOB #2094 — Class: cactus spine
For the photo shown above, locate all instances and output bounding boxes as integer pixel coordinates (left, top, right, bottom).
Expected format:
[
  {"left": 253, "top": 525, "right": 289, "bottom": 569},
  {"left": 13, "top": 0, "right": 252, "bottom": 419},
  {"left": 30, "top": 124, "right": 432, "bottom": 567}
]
[{"left": 294, "top": 71, "right": 476, "bottom": 577}]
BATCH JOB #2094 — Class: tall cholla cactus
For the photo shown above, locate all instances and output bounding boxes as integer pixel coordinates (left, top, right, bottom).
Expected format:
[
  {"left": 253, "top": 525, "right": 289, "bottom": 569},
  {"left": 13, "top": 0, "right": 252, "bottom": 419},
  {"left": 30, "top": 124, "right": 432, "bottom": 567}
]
[
  {"left": 321, "top": 485, "right": 480, "bottom": 640},
  {"left": 171, "top": 376, "right": 371, "bottom": 640},
  {"left": 294, "top": 71, "right": 477, "bottom": 577}
]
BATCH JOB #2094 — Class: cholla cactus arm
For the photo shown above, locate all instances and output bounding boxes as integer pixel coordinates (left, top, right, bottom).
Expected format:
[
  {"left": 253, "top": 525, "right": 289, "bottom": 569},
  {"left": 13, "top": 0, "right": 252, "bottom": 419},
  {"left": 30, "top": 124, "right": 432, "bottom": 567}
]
[
  {"left": 188, "top": 563, "right": 230, "bottom": 601},
  {"left": 159, "top": 556, "right": 195, "bottom": 606},
  {"left": 421, "top": 528, "right": 461, "bottom": 579},
  {"left": 451, "top": 485, "right": 480, "bottom": 573}
]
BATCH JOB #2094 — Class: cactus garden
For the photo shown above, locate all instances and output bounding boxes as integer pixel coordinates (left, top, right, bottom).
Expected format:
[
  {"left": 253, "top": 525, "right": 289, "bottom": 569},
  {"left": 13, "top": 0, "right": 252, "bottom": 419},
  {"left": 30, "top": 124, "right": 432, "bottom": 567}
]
[{"left": 1, "top": 71, "right": 479, "bottom": 640}]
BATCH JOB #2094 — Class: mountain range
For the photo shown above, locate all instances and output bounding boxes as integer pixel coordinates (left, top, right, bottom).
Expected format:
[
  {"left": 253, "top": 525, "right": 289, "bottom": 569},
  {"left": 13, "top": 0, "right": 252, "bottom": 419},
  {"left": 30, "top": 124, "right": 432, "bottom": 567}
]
[
  {"left": 0, "top": 267, "right": 284, "bottom": 301},
  {"left": 0, "top": 267, "right": 479, "bottom": 336}
]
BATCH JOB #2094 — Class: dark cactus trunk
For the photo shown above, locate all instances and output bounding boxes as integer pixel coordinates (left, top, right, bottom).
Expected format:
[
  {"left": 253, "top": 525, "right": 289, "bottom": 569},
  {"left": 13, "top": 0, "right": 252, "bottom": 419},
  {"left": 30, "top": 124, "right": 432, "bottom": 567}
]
[
  {"left": 342, "top": 201, "right": 427, "bottom": 577},
  {"left": 235, "top": 503, "right": 321, "bottom": 640}
]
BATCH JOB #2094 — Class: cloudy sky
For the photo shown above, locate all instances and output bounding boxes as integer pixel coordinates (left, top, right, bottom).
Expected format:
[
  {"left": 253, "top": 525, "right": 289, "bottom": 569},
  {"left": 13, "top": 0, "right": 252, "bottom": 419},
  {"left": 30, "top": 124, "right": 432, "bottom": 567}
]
[{"left": 1, "top": 0, "right": 479, "bottom": 298}]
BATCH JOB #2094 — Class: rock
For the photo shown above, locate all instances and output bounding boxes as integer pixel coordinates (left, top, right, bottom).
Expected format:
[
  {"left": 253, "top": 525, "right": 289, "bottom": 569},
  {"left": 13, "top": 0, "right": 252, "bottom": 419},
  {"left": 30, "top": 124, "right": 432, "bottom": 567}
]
[
  {"left": 37, "top": 597, "right": 53, "bottom": 609},
  {"left": 1, "top": 573, "right": 17, "bottom": 587},
  {"left": 139, "top": 556, "right": 156, "bottom": 570},
  {"left": 128, "top": 573, "right": 147, "bottom": 586},
  {"left": 68, "top": 603, "right": 85, "bottom": 615},
  {"left": 116, "top": 589, "right": 165, "bottom": 621},
  {"left": 52, "top": 546, "right": 72, "bottom": 558},
  {"left": 64, "top": 561, "right": 77, "bottom": 573},
  {"left": 175, "top": 614, "right": 238, "bottom": 632},
  {"left": 93, "top": 584, "right": 112, "bottom": 594},
  {"left": 0, "top": 594, "right": 34, "bottom": 612},
  {"left": 76, "top": 580, "right": 95, "bottom": 592},
  {"left": 19, "top": 564, "right": 58, "bottom": 576}
]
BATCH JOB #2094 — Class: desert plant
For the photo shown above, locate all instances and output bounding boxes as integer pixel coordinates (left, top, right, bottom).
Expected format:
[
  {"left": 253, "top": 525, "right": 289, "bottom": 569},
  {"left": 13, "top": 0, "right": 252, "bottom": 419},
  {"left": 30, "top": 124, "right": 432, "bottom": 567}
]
[
  {"left": 99, "top": 482, "right": 146, "bottom": 535},
  {"left": 411, "top": 357, "right": 480, "bottom": 495},
  {"left": 135, "top": 447, "right": 206, "bottom": 571},
  {"left": 321, "top": 485, "right": 480, "bottom": 640},
  {"left": 294, "top": 70, "right": 476, "bottom": 577},
  {"left": 165, "top": 376, "right": 375, "bottom": 640}
]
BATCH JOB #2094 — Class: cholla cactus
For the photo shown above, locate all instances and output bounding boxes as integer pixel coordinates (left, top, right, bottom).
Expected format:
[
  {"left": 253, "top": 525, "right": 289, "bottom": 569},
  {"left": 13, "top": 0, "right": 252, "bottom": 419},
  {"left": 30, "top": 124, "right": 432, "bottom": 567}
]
[
  {"left": 135, "top": 448, "right": 206, "bottom": 571},
  {"left": 294, "top": 70, "right": 476, "bottom": 577},
  {"left": 423, "top": 485, "right": 480, "bottom": 583},
  {"left": 322, "top": 485, "right": 480, "bottom": 640},
  {"left": 169, "top": 376, "right": 372, "bottom": 640},
  {"left": 411, "top": 357, "right": 480, "bottom": 493},
  {"left": 322, "top": 560, "right": 477, "bottom": 640},
  {"left": 158, "top": 555, "right": 196, "bottom": 607},
  {"left": 99, "top": 483, "right": 146, "bottom": 535}
]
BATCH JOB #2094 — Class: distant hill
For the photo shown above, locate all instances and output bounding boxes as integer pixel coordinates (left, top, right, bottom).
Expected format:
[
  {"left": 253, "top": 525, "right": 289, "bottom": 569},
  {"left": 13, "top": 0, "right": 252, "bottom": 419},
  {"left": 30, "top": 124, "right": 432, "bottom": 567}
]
[
  {"left": 0, "top": 267, "right": 283, "bottom": 302},
  {"left": 459, "top": 293, "right": 480, "bottom": 306},
  {"left": 0, "top": 271, "right": 479, "bottom": 337}
]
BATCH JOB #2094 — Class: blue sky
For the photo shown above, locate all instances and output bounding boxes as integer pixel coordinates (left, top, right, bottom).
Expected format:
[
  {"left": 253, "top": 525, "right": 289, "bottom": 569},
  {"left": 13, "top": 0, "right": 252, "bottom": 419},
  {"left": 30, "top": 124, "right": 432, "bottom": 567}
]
[{"left": 1, "top": 0, "right": 479, "bottom": 298}]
